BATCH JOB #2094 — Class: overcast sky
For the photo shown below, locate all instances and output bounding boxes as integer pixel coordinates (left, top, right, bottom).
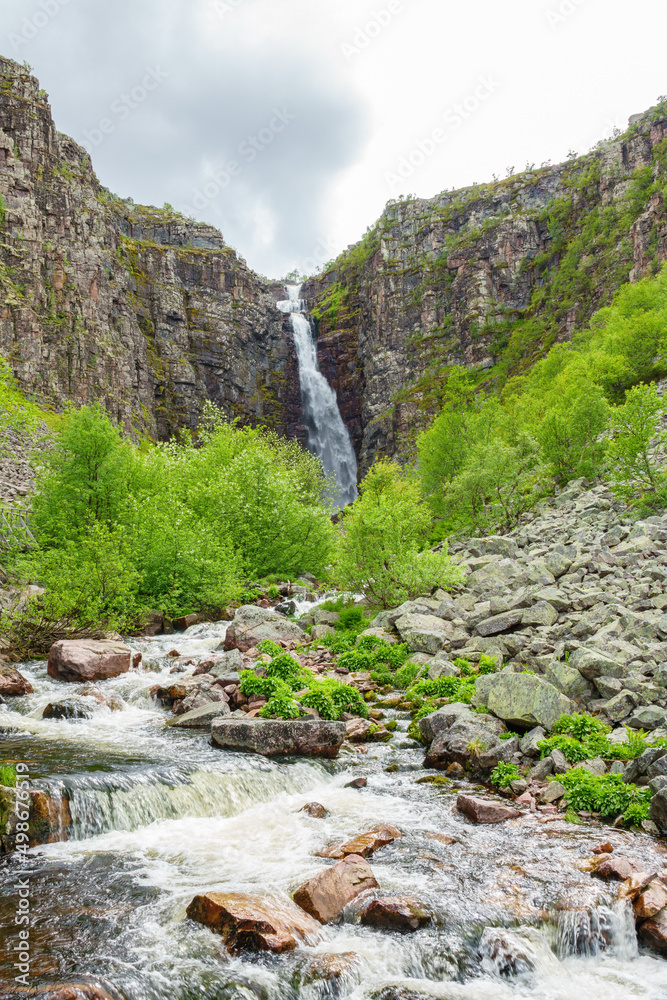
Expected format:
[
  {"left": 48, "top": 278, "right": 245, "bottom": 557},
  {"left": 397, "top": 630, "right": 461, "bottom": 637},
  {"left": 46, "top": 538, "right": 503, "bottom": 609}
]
[{"left": 2, "top": 0, "right": 667, "bottom": 278}]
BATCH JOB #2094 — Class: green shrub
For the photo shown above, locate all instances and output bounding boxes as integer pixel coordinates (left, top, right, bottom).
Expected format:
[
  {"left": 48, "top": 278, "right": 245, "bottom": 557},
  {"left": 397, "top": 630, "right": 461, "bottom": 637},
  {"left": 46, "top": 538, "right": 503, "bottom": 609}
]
[
  {"left": 557, "top": 768, "right": 652, "bottom": 825},
  {"left": 260, "top": 695, "right": 302, "bottom": 719},
  {"left": 257, "top": 640, "right": 284, "bottom": 658},
  {"left": 553, "top": 712, "right": 610, "bottom": 740},
  {"left": 607, "top": 382, "right": 667, "bottom": 509},
  {"left": 0, "top": 763, "right": 17, "bottom": 788},
  {"left": 490, "top": 762, "right": 521, "bottom": 788}
]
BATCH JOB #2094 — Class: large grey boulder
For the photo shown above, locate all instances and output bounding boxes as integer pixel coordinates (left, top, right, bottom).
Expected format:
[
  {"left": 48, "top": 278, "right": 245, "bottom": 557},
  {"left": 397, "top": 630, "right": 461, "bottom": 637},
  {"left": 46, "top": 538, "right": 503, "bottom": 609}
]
[
  {"left": 601, "top": 690, "right": 637, "bottom": 723},
  {"left": 394, "top": 614, "right": 452, "bottom": 654},
  {"left": 422, "top": 705, "right": 507, "bottom": 774},
  {"left": 467, "top": 536, "right": 519, "bottom": 559},
  {"left": 47, "top": 639, "right": 133, "bottom": 683},
  {"left": 542, "top": 662, "right": 594, "bottom": 702},
  {"left": 569, "top": 647, "right": 626, "bottom": 680},
  {"left": 166, "top": 701, "right": 231, "bottom": 729},
  {"left": 649, "top": 789, "right": 667, "bottom": 833},
  {"left": 211, "top": 718, "right": 345, "bottom": 758},
  {"left": 224, "top": 606, "right": 306, "bottom": 652},
  {"left": 478, "top": 673, "right": 573, "bottom": 731},
  {"left": 476, "top": 610, "right": 524, "bottom": 637},
  {"left": 521, "top": 602, "right": 558, "bottom": 628}
]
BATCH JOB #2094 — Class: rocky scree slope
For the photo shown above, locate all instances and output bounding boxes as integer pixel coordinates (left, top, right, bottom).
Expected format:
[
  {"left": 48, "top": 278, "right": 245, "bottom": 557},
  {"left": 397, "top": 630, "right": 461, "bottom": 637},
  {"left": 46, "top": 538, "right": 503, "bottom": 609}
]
[
  {"left": 307, "top": 104, "right": 667, "bottom": 472},
  {"left": 0, "top": 58, "right": 305, "bottom": 443}
]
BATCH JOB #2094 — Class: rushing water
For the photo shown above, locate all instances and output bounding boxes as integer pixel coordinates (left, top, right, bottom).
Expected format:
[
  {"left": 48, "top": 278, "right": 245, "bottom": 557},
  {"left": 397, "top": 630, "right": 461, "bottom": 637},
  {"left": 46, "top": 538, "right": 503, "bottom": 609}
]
[
  {"left": 1, "top": 621, "right": 666, "bottom": 999},
  {"left": 277, "top": 285, "right": 358, "bottom": 509}
]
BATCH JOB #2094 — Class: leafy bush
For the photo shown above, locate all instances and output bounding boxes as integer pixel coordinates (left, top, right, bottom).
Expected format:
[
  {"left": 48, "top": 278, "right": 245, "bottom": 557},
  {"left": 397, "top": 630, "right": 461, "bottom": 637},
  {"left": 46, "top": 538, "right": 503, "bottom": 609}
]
[
  {"left": 335, "top": 460, "right": 463, "bottom": 608},
  {"left": 553, "top": 713, "right": 610, "bottom": 740},
  {"left": 490, "top": 762, "right": 521, "bottom": 788},
  {"left": 557, "top": 768, "right": 652, "bottom": 825},
  {"left": 607, "top": 382, "right": 667, "bottom": 509},
  {"left": 0, "top": 762, "right": 17, "bottom": 788},
  {"left": 539, "top": 718, "right": 667, "bottom": 763}
]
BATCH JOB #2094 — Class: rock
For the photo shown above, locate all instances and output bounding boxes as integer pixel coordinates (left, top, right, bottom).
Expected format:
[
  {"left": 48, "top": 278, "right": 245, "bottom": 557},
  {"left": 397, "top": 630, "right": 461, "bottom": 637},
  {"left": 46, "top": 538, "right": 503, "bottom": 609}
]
[
  {"left": 528, "top": 757, "right": 554, "bottom": 781},
  {"left": 542, "top": 662, "right": 594, "bottom": 702},
  {"left": 18, "top": 980, "right": 127, "bottom": 1000},
  {"left": 345, "top": 777, "right": 367, "bottom": 789},
  {"left": 576, "top": 758, "right": 607, "bottom": 776},
  {"left": 275, "top": 600, "right": 297, "bottom": 616},
  {"left": 519, "top": 726, "right": 546, "bottom": 758},
  {"left": 292, "top": 854, "right": 378, "bottom": 924},
  {"left": 173, "top": 613, "right": 200, "bottom": 631},
  {"left": 394, "top": 613, "right": 452, "bottom": 654},
  {"left": 211, "top": 718, "right": 345, "bottom": 758},
  {"left": 539, "top": 781, "right": 566, "bottom": 803},
  {"left": 481, "top": 673, "right": 573, "bottom": 731},
  {"left": 0, "top": 784, "right": 71, "bottom": 854},
  {"left": 47, "top": 640, "right": 132, "bottom": 683},
  {"left": 649, "top": 789, "right": 667, "bottom": 832},
  {"left": 522, "top": 602, "right": 558, "bottom": 627},
  {"left": 419, "top": 702, "right": 477, "bottom": 745},
  {"left": 186, "top": 892, "right": 320, "bottom": 953},
  {"left": 195, "top": 648, "right": 243, "bottom": 675},
  {"left": 602, "top": 690, "right": 637, "bottom": 723},
  {"left": 593, "top": 856, "right": 642, "bottom": 881},
  {"left": 594, "top": 675, "right": 623, "bottom": 699},
  {"left": 78, "top": 684, "right": 125, "bottom": 711},
  {"left": 638, "top": 907, "right": 667, "bottom": 956},
  {"left": 302, "top": 952, "right": 359, "bottom": 983},
  {"left": 0, "top": 664, "right": 33, "bottom": 696},
  {"left": 300, "top": 802, "right": 328, "bottom": 818},
  {"left": 312, "top": 609, "right": 340, "bottom": 626},
  {"left": 428, "top": 658, "right": 460, "bottom": 680},
  {"left": 569, "top": 647, "right": 626, "bottom": 680},
  {"left": 476, "top": 609, "right": 524, "bottom": 637},
  {"left": 42, "top": 699, "right": 93, "bottom": 721},
  {"left": 165, "top": 701, "right": 231, "bottom": 728},
  {"left": 224, "top": 605, "right": 306, "bottom": 653},
  {"left": 634, "top": 881, "right": 667, "bottom": 920},
  {"left": 359, "top": 896, "right": 431, "bottom": 932},
  {"left": 544, "top": 551, "right": 573, "bottom": 578},
  {"left": 422, "top": 707, "right": 506, "bottom": 772},
  {"left": 318, "top": 825, "right": 402, "bottom": 859},
  {"left": 345, "top": 718, "right": 390, "bottom": 743},
  {"left": 627, "top": 706, "right": 667, "bottom": 731},
  {"left": 312, "top": 624, "right": 336, "bottom": 640},
  {"left": 468, "top": 536, "right": 519, "bottom": 559},
  {"left": 456, "top": 794, "right": 522, "bottom": 824}
]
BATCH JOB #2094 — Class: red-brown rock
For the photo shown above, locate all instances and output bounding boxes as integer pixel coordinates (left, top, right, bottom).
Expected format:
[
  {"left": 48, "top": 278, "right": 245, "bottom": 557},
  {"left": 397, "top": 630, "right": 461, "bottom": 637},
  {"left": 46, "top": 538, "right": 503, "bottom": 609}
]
[
  {"left": 173, "top": 613, "right": 200, "bottom": 631},
  {"left": 0, "top": 664, "right": 33, "bottom": 696},
  {"left": 293, "top": 854, "right": 378, "bottom": 924},
  {"left": 359, "top": 896, "right": 431, "bottom": 932},
  {"left": 618, "top": 871, "right": 657, "bottom": 902},
  {"left": 638, "top": 906, "right": 667, "bottom": 956},
  {"left": 14, "top": 982, "right": 126, "bottom": 1000},
  {"left": 456, "top": 794, "right": 522, "bottom": 824},
  {"left": 186, "top": 892, "right": 320, "bottom": 953},
  {"left": 47, "top": 640, "right": 132, "bottom": 683},
  {"left": 300, "top": 802, "right": 329, "bottom": 818},
  {"left": 593, "top": 856, "right": 642, "bottom": 882},
  {"left": 318, "top": 825, "right": 402, "bottom": 859},
  {"left": 634, "top": 881, "right": 667, "bottom": 921}
]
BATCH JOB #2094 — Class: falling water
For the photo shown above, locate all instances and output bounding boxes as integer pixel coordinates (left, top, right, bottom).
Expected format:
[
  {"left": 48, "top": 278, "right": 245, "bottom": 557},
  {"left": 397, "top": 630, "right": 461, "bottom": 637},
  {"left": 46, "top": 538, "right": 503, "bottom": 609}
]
[{"left": 278, "top": 284, "right": 358, "bottom": 509}]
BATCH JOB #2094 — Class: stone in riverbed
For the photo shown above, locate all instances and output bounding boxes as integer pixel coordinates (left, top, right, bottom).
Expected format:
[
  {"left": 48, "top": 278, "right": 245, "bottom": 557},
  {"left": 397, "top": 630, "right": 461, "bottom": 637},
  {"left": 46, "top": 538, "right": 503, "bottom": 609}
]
[
  {"left": 14, "top": 980, "right": 128, "bottom": 1000},
  {"left": 224, "top": 605, "right": 306, "bottom": 653},
  {"left": 359, "top": 896, "right": 431, "bottom": 932},
  {"left": 42, "top": 699, "right": 93, "bottom": 721},
  {"left": 0, "top": 664, "right": 33, "bottom": 696},
  {"left": 292, "top": 854, "right": 378, "bottom": 924},
  {"left": 456, "top": 794, "right": 521, "bottom": 824},
  {"left": 633, "top": 881, "right": 667, "bottom": 921},
  {"left": 302, "top": 952, "right": 359, "bottom": 983},
  {"left": 165, "top": 701, "right": 231, "bottom": 728},
  {"left": 300, "top": 802, "right": 328, "bottom": 818},
  {"left": 593, "top": 856, "right": 642, "bottom": 881},
  {"left": 638, "top": 907, "right": 667, "bottom": 957},
  {"left": 186, "top": 891, "right": 320, "bottom": 953},
  {"left": 211, "top": 717, "right": 345, "bottom": 758},
  {"left": 47, "top": 640, "right": 132, "bottom": 683},
  {"left": 317, "top": 825, "right": 402, "bottom": 859}
]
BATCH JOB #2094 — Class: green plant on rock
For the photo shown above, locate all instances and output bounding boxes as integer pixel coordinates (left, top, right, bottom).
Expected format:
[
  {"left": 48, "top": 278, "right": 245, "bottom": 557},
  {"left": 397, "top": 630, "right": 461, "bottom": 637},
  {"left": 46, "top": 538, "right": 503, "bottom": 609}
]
[
  {"left": 557, "top": 768, "right": 652, "bottom": 825},
  {"left": 490, "top": 762, "right": 521, "bottom": 789},
  {"left": 0, "top": 763, "right": 17, "bottom": 788},
  {"left": 259, "top": 695, "right": 302, "bottom": 719}
]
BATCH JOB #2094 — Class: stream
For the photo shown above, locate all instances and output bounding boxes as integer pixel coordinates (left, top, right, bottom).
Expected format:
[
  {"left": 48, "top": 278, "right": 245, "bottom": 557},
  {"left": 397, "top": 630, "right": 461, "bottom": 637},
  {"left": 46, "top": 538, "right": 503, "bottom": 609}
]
[{"left": 1, "top": 620, "right": 666, "bottom": 1000}]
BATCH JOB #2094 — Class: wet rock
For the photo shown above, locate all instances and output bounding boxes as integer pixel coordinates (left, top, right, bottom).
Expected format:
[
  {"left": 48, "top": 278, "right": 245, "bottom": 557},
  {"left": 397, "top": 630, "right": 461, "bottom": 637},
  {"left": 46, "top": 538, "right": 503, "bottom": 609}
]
[
  {"left": 47, "top": 639, "right": 132, "bottom": 683},
  {"left": 0, "top": 785, "right": 71, "bottom": 854},
  {"left": 593, "top": 856, "right": 642, "bottom": 881},
  {"left": 480, "top": 673, "right": 573, "bottom": 731},
  {"left": 318, "top": 825, "right": 402, "bottom": 859},
  {"left": 186, "top": 891, "right": 320, "bottom": 953},
  {"left": 275, "top": 600, "right": 297, "bottom": 616},
  {"left": 302, "top": 952, "right": 359, "bottom": 983},
  {"left": 78, "top": 684, "right": 125, "bottom": 711},
  {"left": 633, "top": 881, "right": 667, "bottom": 920},
  {"left": 638, "top": 906, "right": 667, "bottom": 956},
  {"left": 211, "top": 717, "right": 345, "bottom": 758},
  {"left": 456, "top": 794, "right": 522, "bottom": 824},
  {"left": 359, "top": 896, "right": 431, "bottom": 932},
  {"left": 17, "top": 980, "right": 128, "bottom": 1000},
  {"left": 165, "top": 701, "right": 231, "bottom": 728},
  {"left": 224, "top": 605, "right": 306, "bottom": 653},
  {"left": 195, "top": 648, "right": 243, "bottom": 676},
  {"left": 172, "top": 613, "right": 200, "bottom": 631},
  {"left": 345, "top": 718, "right": 391, "bottom": 743},
  {"left": 292, "top": 854, "right": 378, "bottom": 924},
  {"left": 0, "top": 664, "right": 33, "bottom": 696},
  {"left": 345, "top": 777, "right": 367, "bottom": 789},
  {"left": 42, "top": 699, "right": 93, "bottom": 721},
  {"left": 300, "top": 802, "right": 328, "bottom": 818}
]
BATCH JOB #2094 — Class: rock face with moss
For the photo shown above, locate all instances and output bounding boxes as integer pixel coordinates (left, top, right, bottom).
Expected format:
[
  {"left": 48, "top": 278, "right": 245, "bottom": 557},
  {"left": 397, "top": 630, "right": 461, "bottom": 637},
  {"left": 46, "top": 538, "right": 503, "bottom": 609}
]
[
  {"left": 0, "top": 58, "right": 304, "bottom": 443},
  {"left": 307, "top": 106, "right": 667, "bottom": 472}
]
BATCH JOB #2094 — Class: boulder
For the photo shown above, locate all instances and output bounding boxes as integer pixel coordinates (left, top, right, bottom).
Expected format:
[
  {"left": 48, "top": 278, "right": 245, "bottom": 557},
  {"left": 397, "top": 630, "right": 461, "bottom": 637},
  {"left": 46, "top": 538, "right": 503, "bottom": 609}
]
[
  {"left": 47, "top": 640, "right": 132, "bottom": 683},
  {"left": 359, "top": 896, "right": 431, "bottom": 932},
  {"left": 423, "top": 709, "right": 507, "bottom": 773},
  {"left": 521, "top": 602, "right": 558, "bottom": 628},
  {"left": 593, "top": 856, "right": 642, "bottom": 881},
  {"left": 476, "top": 609, "right": 524, "bottom": 637},
  {"left": 173, "top": 613, "right": 200, "bottom": 631},
  {"left": 300, "top": 802, "right": 328, "bottom": 818},
  {"left": 318, "top": 825, "right": 402, "bottom": 859},
  {"left": 312, "top": 624, "right": 335, "bottom": 640},
  {"left": 638, "top": 907, "right": 667, "bottom": 957},
  {"left": 627, "top": 706, "right": 667, "bottom": 731},
  {"left": 542, "top": 662, "right": 594, "bottom": 702},
  {"left": 394, "top": 614, "right": 452, "bottom": 654},
  {"left": 569, "top": 647, "right": 626, "bottom": 680},
  {"left": 16, "top": 981, "right": 127, "bottom": 1000},
  {"left": 649, "top": 789, "right": 667, "bottom": 832},
  {"left": 0, "top": 664, "right": 33, "bottom": 697},
  {"left": 195, "top": 648, "right": 243, "bottom": 676},
  {"left": 186, "top": 891, "right": 320, "bottom": 953},
  {"left": 211, "top": 718, "right": 345, "bottom": 758},
  {"left": 292, "top": 854, "right": 378, "bottom": 924},
  {"left": 456, "top": 794, "right": 521, "bottom": 824},
  {"left": 481, "top": 673, "right": 573, "bottom": 731},
  {"left": 345, "top": 718, "right": 390, "bottom": 743},
  {"left": 165, "top": 701, "right": 231, "bottom": 728},
  {"left": 602, "top": 690, "right": 637, "bottom": 723},
  {"left": 419, "top": 702, "right": 486, "bottom": 746},
  {"left": 633, "top": 881, "right": 667, "bottom": 921},
  {"left": 224, "top": 605, "right": 306, "bottom": 652},
  {"left": 42, "top": 699, "right": 93, "bottom": 721}
]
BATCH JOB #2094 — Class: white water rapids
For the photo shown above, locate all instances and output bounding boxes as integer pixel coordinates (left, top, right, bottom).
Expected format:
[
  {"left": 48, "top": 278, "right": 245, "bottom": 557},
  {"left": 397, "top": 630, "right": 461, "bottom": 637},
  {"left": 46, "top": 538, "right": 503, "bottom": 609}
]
[
  {"left": 278, "top": 284, "right": 358, "bottom": 509},
  {"left": 0, "top": 619, "right": 666, "bottom": 1000}
]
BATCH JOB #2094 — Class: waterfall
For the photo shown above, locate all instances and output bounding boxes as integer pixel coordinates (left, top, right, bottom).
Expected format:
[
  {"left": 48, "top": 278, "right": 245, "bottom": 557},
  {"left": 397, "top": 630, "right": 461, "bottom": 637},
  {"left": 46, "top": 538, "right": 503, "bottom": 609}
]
[{"left": 278, "top": 284, "right": 358, "bottom": 509}]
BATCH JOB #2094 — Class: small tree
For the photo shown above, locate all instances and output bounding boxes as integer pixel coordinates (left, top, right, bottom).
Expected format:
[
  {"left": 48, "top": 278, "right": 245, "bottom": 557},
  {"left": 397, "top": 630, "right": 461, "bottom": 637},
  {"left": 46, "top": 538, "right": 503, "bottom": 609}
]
[
  {"left": 335, "top": 460, "right": 462, "bottom": 609},
  {"left": 607, "top": 383, "right": 667, "bottom": 508}
]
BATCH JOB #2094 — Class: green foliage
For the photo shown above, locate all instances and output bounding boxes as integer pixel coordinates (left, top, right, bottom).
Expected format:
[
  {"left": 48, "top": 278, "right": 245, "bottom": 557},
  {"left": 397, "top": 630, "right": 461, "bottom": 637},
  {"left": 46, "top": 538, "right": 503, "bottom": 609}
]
[
  {"left": 0, "top": 355, "right": 47, "bottom": 442},
  {"left": 490, "top": 762, "right": 521, "bottom": 788},
  {"left": 257, "top": 640, "right": 284, "bottom": 658},
  {"left": 553, "top": 713, "right": 610, "bottom": 740},
  {"left": 259, "top": 695, "right": 302, "bottom": 719},
  {"left": 478, "top": 655, "right": 499, "bottom": 675},
  {"left": 11, "top": 404, "right": 337, "bottom": 625},
  {"left": 539, "top": 715, "right": 666, "bottom": 763},
  {"left": 393, "top": 660, "right": 424, "bottom": 689},
  {"left": 335, "top": 460, "right": 463, "bottom": 608},
  {"left": 0, "top": 762, "right": 17, "bottom": 788},
  {"left": 607, "top": 382, "right": 667, "bottom": 509},
  {"left": 243, "top": 648, "right": 368, "bottom": 721},
  {"left": 557, "top": 768, "right": 652, "bottom": 824}
]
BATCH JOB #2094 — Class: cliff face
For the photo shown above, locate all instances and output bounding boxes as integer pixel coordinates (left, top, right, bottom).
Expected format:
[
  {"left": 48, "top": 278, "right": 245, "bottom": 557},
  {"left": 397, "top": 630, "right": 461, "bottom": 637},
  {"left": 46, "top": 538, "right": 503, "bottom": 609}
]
[
  {"left": 0, "top": 59, "right": 304, "bottom": 443},
  {"left": 307, "top": 107, "right": 667, "bottom": 473}
]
